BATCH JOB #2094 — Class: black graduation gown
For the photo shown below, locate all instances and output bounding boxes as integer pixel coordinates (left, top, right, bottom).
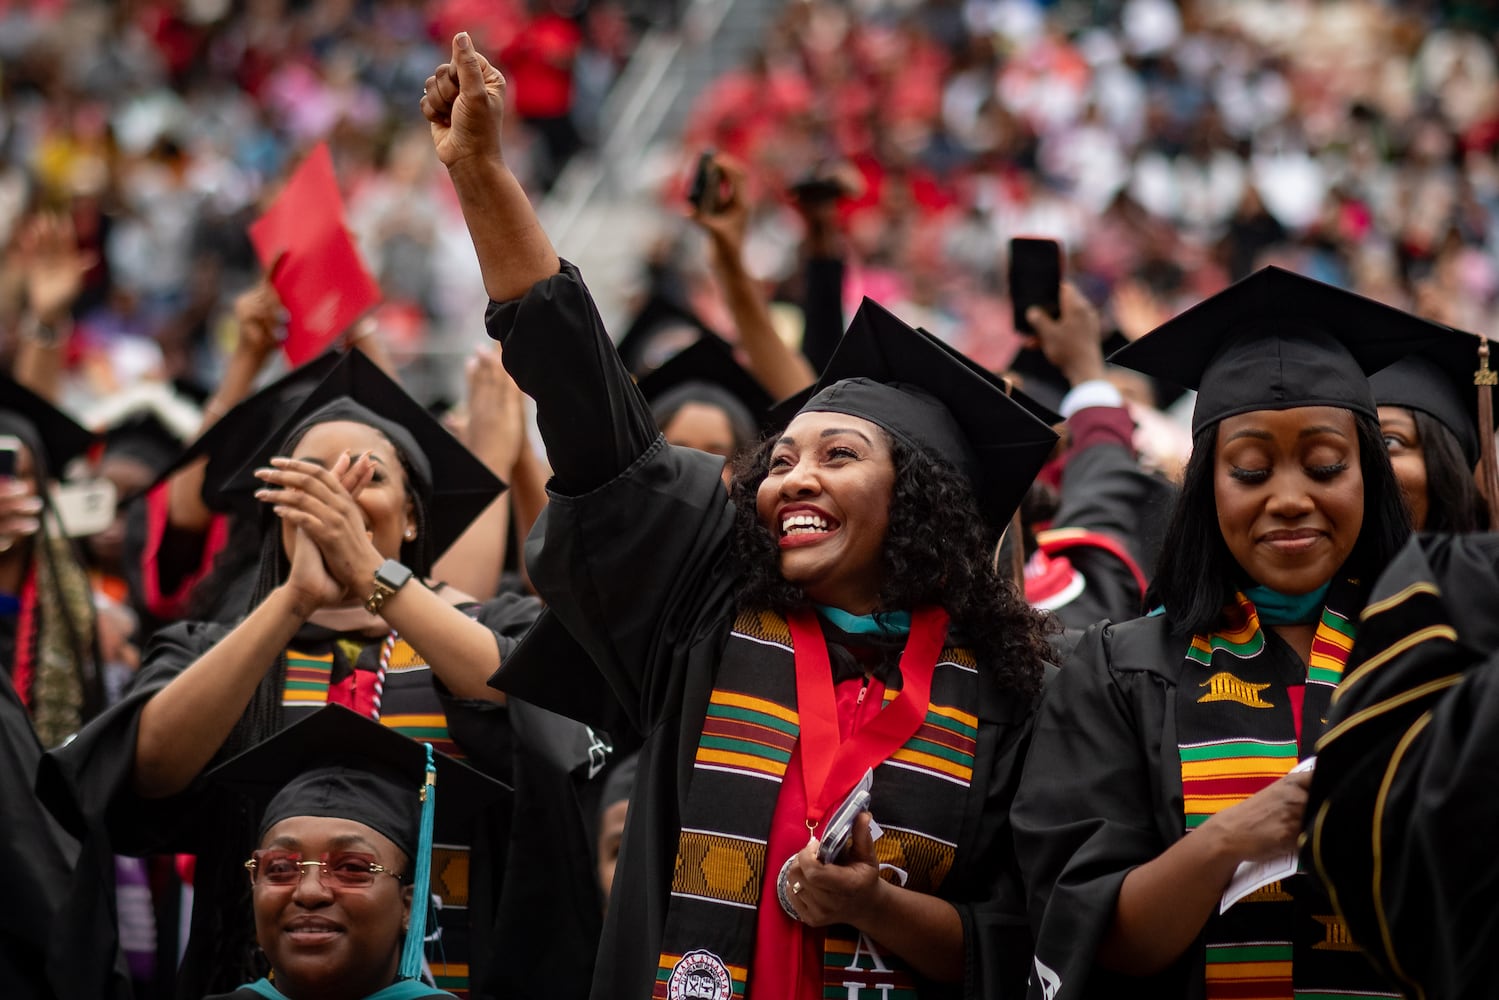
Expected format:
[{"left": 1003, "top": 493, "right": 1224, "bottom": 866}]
[
  {"left": 1041, "top": 436, "right": 1171, "bottom": 632},
  {"left": 1306, "top": 532, "right": 1499, "bottom": 999},
  {"left": 0, "top": 675, "right": 129, "bottom": 1000},
  {"left": 486, "top": 262, "right": 1037, "bottom": 1000},
  {"left": 1010, "top": 616, "right": 1201, "bottom": 998},
  {"left": 37, "top": 593, "right": 563, "bottom": 1000}
]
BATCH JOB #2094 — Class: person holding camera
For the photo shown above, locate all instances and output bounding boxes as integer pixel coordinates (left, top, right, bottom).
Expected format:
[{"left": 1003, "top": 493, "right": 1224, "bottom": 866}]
[{"left": 424, "top": 31, "right": 1057, "bottom": 999}]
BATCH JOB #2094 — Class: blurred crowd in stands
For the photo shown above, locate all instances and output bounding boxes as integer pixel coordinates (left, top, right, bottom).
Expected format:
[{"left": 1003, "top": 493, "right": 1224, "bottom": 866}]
[
  {"left": 0, "top": 0, "right": 637, "bottom": 406},
  {"left": 5, "top": 0, "right": 1499, "bottom": 418},
  {"left": 670, "top": 0, "right": 1499, "bottom": 379}
]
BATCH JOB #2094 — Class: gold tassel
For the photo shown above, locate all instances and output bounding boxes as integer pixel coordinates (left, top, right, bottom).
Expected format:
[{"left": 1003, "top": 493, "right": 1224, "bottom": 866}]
[{"left": 1475, "top": 336, "right": 1499, "bottom": 527}]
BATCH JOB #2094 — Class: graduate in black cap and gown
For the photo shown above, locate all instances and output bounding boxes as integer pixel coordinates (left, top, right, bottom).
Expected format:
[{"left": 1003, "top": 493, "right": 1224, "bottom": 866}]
[
  {"left": 1010, "top": 267, "right": 1472, "bottom": 1000},
  {"left": 0, "top": 374, "right": 131, "bottom": 999},
  {"left": 423, "top": 32, "right": 1060, "bottom": 999},
  {"left": 40, "top": 351, "right": 545, "bottom": 998},
  {"left": 200, "top": 705, "right": 509, "bottom": 1000},
  {"left": 1371, "top": 331, "right": 1499, "bottom": 533},
  {"left": 638, "top": 333, "right": 775, "bottom": 469}
]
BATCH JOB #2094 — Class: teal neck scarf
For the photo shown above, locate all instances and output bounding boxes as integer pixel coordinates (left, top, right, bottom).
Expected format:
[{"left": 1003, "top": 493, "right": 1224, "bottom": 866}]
[
  {"left": 242, "top": 977, "right": 455, "bottom": 999},
  {"left": 815, "top": 605, "right": 912, "bottom": 637},
  {"left": 1242, "top": 581, "right": 1330, "bottom": 626}
]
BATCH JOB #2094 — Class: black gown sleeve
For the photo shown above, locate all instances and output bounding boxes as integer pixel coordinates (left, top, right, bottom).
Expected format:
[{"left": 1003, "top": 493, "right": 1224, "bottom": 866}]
[
  {"left": 484, "top": 261, "right": 660, "bottom": 495},
  {"left": 1306, "top": 533, "right": 1499, "bottom": 1000},
  {"left": 1052, "top": 434, "right": 1176, "bottom": 581},
  {"left": 801, "top": 255, "right": 846, "bottom": 372},
  {"left": 484, "top": 263, "right": 738, "bottom": 735},
  {"left": 1043, "top": 439, "right": 1158, "bottom": 629},
  {"left": 1010, "top": 619, "right": 1191, "bottom": 999},
  {"left": 39, "top": 620, "right": 231, "bottom": 856}
]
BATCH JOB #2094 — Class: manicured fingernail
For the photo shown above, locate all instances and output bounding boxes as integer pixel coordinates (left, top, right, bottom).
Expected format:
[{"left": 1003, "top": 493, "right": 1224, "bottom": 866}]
[
  {"left": 456, "top": 31, "right": 471, "bottom": 50},
  {"left": 254, "top": 489, "right": 269, "bottom": 499},
  {"left": 254, "top": 468, "right": 272, "bottom": 479}
]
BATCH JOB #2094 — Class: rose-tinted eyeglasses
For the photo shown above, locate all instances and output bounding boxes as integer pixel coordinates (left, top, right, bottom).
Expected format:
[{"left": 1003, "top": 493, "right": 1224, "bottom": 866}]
[{"left": 244, "top": 850, "right": 405, "bottom": 889}]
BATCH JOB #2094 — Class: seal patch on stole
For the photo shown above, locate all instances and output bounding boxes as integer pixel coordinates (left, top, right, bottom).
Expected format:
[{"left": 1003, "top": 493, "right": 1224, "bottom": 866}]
[{"left": 667, "top": 950, "right": 733, "bottom": 1000}]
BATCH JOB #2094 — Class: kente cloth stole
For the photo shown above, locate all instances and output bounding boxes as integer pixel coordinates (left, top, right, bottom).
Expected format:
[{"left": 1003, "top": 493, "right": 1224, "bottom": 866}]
[
  {"left": 1177, "top": 586, "right": 1400, "bottom": 1000},
  {"left": 281, "top": 638, "right": 463, "bottom": 758},
  {"left": 653, "top": 608, "right": 978, "bottom": 999}
]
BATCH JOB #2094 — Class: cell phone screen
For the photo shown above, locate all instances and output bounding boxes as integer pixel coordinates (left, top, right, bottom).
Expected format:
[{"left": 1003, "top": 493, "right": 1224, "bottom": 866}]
[
  {"left": 1009, "top": 237, "right": 1062, "bottom": 335},
  {"left": 0, "top": 434, "right": 21, "bottom": 478},
  {"left": 687, "top": 151, "right": 721, "bottom": 213}
]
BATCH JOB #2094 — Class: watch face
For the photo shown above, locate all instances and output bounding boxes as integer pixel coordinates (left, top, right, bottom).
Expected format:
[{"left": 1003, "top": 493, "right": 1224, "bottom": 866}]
[{"left": 375, "top": 559, "right": 413, "bottom": 590}]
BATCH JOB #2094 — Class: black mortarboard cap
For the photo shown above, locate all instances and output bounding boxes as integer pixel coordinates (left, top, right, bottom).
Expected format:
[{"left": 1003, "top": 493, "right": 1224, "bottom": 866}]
[
  {"left": 101, "top": 411, "right": 186, "bottom": 476},
  {"left": 615, "top": 294, "right": 719, "bottom": 376},
  {"left": 141, "top": 351, "right": 344, "bottom": 509},
  {"left": 0, "top": 373, "right": 96, "bottom": 475},
  {"left": 1108, "top": 267, "right": 1453, "bottom": 434},
  {"left": 1370, "top": 331, "right": 1499, "bottom": 465},
  {"left": 915, "top": 326, "right": 1064, "bottom": 427},
  {"left": 206, "top": 704, "right": 509, "bottom": 858},
  {"left": 638, "top": 334, "right": 776, "bottom": 444},
  {"left": 787, "top": 298, "right": 1060, "bottom": 530},
  {"left": 219, "top": 351, "right": 506, "bottom": 558}
]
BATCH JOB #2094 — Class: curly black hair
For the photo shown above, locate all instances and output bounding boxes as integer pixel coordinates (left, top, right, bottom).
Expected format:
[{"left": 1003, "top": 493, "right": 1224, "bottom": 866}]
[
  {"left": 728, "top": 432, "right": 1052, "bottom": 698},
  {"left": 1148, "top": 413, "right": 1412, "bottom": 635}
]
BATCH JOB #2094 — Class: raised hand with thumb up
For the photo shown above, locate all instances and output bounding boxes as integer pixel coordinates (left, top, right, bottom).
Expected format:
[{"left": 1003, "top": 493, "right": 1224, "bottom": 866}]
[{"left": 423, "top": 31, "right": 507, "bottom": 168}]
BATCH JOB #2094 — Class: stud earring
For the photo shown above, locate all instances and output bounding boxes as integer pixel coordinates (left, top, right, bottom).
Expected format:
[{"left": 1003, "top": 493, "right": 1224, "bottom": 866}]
[{"left": 404, "top": 527, "right": 417, "bottom": 541}]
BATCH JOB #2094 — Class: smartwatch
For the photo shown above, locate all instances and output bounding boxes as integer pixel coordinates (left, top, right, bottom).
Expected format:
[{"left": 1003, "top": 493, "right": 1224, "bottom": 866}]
[{"left": 364, "top": 559, "right": 414, "bottom": 615}]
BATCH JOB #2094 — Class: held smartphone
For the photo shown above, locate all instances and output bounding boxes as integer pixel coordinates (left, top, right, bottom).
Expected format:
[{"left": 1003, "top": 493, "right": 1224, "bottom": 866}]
[
  {"left": 0, "top": 434, "right": 19, "bottom": 478},
  {"left": 817, "top": 786, "right": 871, "bottom": 864},
  {"left": 687, "top": 150, "right": 723, "bottom": 214},
  {"left": 1009, "top": 237, "right": 1062, "bottom": 335}
]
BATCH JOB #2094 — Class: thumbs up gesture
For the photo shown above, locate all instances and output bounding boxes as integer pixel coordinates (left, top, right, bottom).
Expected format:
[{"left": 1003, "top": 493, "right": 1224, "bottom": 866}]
[{"left": 423, "top": 31, "right": 508, "bottom": 168}]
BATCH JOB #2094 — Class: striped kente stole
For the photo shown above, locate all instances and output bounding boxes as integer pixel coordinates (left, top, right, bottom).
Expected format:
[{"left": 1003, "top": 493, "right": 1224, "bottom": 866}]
[
  {"left": 1178, "top": 584, "right": 1399, "bottom": 1000},
  {"left": 282, "top": 639, "right": 463, "bottom": 758},
  {"left": 654, "top": 609, "right": 977, "bottom": 999}
]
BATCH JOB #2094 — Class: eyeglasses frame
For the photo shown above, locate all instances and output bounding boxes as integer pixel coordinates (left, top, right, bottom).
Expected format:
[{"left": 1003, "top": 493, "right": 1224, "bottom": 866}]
[{"left": 244, "top": 850, "right": 407, "bottom": 890}]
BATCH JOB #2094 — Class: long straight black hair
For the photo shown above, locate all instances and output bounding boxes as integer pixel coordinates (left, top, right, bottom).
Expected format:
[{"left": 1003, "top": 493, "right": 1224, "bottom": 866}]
[
  {"left": 1412, "top": 409, "right": 1489, "bottom": 533},
  {"left": 1147, "top": 412, "right": 1412, "bottom": 635}
]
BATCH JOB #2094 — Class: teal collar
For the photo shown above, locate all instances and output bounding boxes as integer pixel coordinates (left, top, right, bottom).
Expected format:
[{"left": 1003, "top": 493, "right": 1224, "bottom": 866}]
[
  {"left": 242, "top": 978, "right": 454, "bottom": 1000},
  {"left": 815, "top": 605, "right": 912, "bottom": 637},
  {"left": 1243, "top": 581, "right": 1330, "bottom": 626}
]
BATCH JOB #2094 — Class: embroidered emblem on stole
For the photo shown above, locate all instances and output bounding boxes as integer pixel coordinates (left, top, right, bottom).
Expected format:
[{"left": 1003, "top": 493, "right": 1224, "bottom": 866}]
[{"left": 1197, "top": 671, "right": 1275, "bottom": 708}]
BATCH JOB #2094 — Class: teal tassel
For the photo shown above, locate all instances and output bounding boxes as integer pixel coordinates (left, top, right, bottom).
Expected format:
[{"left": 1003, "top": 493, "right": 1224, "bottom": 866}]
[{"left": 399, "top": 743, "right": 436, "bottom": 981}]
